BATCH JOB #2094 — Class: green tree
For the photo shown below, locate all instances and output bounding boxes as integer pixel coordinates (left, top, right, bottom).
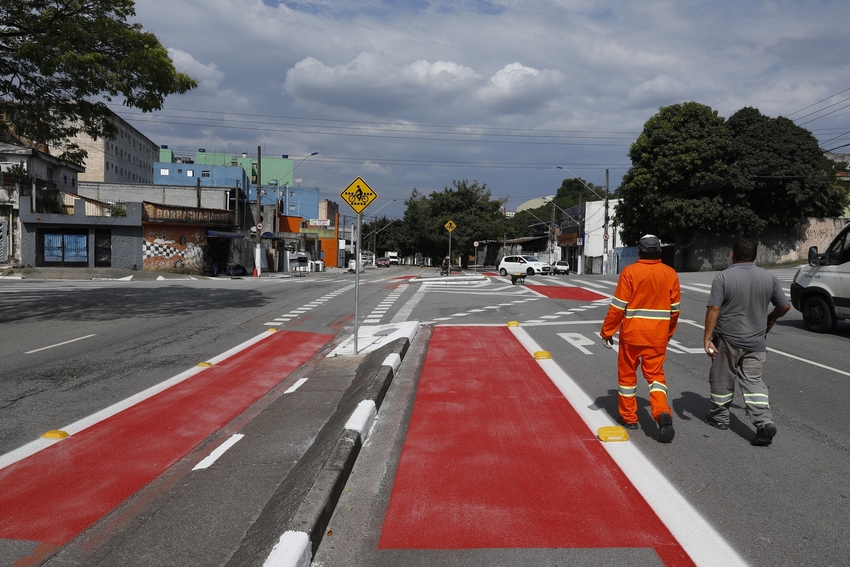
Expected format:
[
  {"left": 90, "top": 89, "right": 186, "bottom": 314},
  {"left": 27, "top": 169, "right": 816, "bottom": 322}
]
[
  {"left": 725, "top": 107, "right": 842, "bottom": 229},
  {"left": 0, "top": 0, "right": 197, "bottom": 163},
  {"left": 616, "top": 102, "right": 732, "bottom": 244},
  {"left": 556, "top": 177, "right": 606, "bottom": 207},
  {"left": 399, "top": 180, "right": 506, "bottom": 266},
  {"left": 362, "top": 216, "right": 402, "bottom": 256}
]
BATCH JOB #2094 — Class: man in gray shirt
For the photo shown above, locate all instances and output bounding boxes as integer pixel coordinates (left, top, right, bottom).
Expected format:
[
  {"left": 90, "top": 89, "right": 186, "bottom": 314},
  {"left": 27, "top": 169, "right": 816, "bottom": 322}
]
[{"left": 703, "top": 237, "right": 791, "bottom": 446}]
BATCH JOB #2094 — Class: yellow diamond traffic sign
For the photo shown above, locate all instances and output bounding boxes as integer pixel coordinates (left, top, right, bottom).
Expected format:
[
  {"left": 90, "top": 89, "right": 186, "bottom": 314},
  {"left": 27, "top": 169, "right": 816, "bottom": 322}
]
[
  {"left": 341, "top": 177, "right": 377, "bottom": 214},
  {"left": 444, "top": 219, "right": 457, "bottom": 232}
]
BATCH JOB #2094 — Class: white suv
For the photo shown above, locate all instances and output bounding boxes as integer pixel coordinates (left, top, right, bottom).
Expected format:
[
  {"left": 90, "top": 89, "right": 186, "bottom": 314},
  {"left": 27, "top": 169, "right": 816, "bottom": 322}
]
[{"left": 498, "top": 255, "right": 551, "bottom": 276}]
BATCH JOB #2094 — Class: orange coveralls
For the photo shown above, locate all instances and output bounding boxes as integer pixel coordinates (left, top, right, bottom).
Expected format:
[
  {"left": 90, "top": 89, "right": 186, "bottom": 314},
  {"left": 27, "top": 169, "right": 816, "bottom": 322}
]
[{"left": 600, "top": 259, "right": 680, "bottom": 424}]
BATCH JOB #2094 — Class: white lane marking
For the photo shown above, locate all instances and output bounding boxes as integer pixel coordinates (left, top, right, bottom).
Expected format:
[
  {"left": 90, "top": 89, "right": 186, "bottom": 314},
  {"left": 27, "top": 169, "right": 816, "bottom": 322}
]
[
  {"left": 520, "top": 320, "right": 606, "bottom": 327},
  {"left": 193, "top": 434, "right": 245, "bottom": 470},
  {"left": 25, "top": 334, "right": 96, "bottom": 354},
  {"left": 766, "top": 347, "right": 850, "bottom": 377},
  {"left": 557, "top": 332, "right": 596, "bottom": 354},
  {"left": 680, "top": 284, "right": 710, "bottom": 294},
  {"left": 679, "top": 319, "right": 850, "bottom": 378},
  {"left": 509, "top": 326, "right": 748, "bottom": 567},
  {"left": 0, "top": 330, "right": 277, "bottom": 471},
  {"left": 576, "top": 280, "right": 608, "bottom": 289},
  {"left": 284, "top": 378, "right": 309, "bottom": 394}
]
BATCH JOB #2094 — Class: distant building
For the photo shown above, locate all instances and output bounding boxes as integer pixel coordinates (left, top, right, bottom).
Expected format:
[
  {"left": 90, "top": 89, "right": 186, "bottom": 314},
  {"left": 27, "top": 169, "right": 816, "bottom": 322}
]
[
  {"left": 516, "top": 195, "right": 555, "bottom": 212},
  {"left": 72, "top": 111, "right": 158, "bottom": 184},
  {"left": 556, "top": 199, "right": 622, "bottom": 275}
]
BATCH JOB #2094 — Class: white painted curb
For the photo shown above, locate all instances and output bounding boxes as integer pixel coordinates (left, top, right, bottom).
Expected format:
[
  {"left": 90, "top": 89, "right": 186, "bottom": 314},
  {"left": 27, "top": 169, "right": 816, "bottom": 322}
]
[
  {"left": 344, "top": 400, "right": 377, "bottom": 440},
  {"left": 263, "top": 531, "right": 311, "bottom": 567}
]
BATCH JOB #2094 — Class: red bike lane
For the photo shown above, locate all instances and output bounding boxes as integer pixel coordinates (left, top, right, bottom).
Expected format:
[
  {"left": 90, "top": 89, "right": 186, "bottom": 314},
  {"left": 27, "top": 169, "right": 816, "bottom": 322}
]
[
  {"left": 0, "top": 329, "right": 332, "bottom": 549},
  {"left": 378, "top": 325, "right": 695, "bottom": 566}
]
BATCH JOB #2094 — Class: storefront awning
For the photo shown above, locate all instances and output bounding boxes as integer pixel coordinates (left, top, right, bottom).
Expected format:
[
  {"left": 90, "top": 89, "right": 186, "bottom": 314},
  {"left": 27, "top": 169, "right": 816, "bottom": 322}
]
[{"left": 207, "top": 230, "right": 244, "bottom": 239}]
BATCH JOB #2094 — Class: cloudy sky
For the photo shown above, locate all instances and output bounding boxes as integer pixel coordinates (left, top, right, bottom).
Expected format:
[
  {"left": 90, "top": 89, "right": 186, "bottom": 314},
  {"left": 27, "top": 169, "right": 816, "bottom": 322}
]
[{"left": 117, "top": 0, "right": 850, "bottom": 219}]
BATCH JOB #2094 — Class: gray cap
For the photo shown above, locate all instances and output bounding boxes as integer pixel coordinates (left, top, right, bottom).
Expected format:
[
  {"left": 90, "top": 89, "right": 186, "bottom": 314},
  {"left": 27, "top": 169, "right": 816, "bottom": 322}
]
[{"left": 638, "top": 234, "right": 661, "bottom": 252}]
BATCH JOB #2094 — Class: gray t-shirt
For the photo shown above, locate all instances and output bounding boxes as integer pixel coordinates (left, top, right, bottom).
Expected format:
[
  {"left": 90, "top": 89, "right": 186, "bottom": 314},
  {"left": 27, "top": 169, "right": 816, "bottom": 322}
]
[{"left": 707, "top": 262, "right": 789, "bottom": 352}]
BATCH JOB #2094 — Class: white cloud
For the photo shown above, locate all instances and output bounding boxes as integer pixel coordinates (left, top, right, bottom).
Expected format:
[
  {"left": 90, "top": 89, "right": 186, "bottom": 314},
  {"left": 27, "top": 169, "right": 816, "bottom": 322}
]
[
  {"left": 283, "top": 53, "right": 480, "bottom": 115},
  {"left": 124, "top": 0, "right": 850, "bottom": 215},
  {"left": 167, "top": 49, "right": 224, "bottom": 88},
  {"left": 627, "top": 75, "right": 692, "bottom": 110},
  {"left": 476, "top": 63, "right": 565, "bottom": 115}
]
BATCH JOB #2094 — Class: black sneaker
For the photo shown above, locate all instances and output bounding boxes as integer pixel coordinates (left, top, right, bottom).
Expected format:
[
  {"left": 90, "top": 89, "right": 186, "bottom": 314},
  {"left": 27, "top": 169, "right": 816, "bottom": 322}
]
[
  {"left": 705, "top": 416, "right": 729, "bottom": 430},
  {"left": 658, "top": 412, "right": 674, "bottom": 443},
  {"left": 622, "top": 421, "right": 639, "bottom": 430},
  {"left": 751, "top": 423, "right": 777, "bottom": 446}
]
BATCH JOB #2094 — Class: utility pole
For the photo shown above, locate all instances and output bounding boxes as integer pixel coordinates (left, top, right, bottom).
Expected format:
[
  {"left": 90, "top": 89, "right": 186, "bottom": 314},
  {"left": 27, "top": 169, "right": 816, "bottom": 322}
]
[
  {"left": 603, "top": 168, "right": 609, "bottom": 274},
  {"left": 254, "top": 146, "right": 262, "bottom": 277},
  {"left": 549, "top": 199, "right": 556, "bottom": 263}
]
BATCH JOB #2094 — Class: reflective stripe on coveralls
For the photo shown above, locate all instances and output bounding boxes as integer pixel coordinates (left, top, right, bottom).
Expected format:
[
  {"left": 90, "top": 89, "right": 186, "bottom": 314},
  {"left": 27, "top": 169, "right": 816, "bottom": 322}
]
[
  {"left": 743, "top": 392, "right": 770, "bottom": 407},
  {"left": 710, "top": 392, "right": 734, "bottom": 406},
  {"left": 618, "top": 384, "right": 637, "bottom": 397},
  {"left": 649, "top": 381, "right": 668, "bottom": 396}
]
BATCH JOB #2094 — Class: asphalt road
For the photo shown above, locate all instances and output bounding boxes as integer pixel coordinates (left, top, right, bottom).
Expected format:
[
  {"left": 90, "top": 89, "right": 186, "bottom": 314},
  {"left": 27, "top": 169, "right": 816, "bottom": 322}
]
[
  {"left": 314, "top": 267, "right": 850, "bottom": 567},
  {"left": 0, "top": 266, "right": 848, "bottom": 567}
]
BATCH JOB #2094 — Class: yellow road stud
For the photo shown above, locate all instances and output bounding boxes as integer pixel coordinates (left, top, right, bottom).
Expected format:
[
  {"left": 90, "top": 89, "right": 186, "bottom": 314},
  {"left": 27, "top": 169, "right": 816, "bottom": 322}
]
[
  {"left": 597, "top": 425, "right": 630, "bottom": 442},
  {"left": 42, "top": 430, "right": 70, "bottom": 439}
]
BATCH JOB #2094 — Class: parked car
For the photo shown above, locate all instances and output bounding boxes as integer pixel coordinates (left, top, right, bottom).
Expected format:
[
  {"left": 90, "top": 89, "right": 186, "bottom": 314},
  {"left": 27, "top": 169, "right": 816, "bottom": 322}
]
[
  {"left": 551, "top": 260, "right": 570, "bottom": 275},
  {"left": 498, "top": 255, "right": 551, "bottom": 276},
  {"left": 376, "top": 257, "right": 390, "bottom": 267},
  {"left": 791, "top": 221, "right": 850, "bottom": 332}
]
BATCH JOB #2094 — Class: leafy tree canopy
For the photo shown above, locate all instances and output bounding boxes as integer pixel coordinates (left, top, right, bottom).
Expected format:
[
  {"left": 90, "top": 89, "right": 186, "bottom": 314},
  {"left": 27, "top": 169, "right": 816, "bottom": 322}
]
[
  {"left": 0, "top": 0, "right": 197, "bottom": 164},
  {"left": 397, "top": 180, "right": 506, "bottom": 265},
  {"left": 615, "top": 102, "right": 846, "bottom": 245}
]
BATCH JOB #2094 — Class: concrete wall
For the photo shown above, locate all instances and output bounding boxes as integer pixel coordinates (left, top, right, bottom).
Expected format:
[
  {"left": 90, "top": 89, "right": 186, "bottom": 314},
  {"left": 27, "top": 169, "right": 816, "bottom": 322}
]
[
  {"left": 77, "top": 182, "right": 230, "bottom": 210},
  {"left": 109, "top": 225, "right": 145, "bottom": 269},
  {"left": 673, "top": 217, "right": 848, "bottom": 271}
]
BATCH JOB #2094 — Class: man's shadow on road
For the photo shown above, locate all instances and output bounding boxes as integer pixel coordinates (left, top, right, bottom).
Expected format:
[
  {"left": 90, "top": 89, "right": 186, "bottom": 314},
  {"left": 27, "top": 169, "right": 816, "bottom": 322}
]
[{"left": 590, "top": 389, "right": 754, "bottom": 442}]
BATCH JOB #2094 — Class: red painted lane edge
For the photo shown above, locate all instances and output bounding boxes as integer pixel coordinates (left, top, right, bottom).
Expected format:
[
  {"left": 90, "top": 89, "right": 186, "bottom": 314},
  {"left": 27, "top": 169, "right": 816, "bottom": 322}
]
[
  {"left": 379, "top": 326, "right": 694, "bottom": 567},
  {"left": 526, "top": 284, "right": 608, "bottom": 301},
  {"left": 0, "top": 330, "right": 332, "bottom": 546}
]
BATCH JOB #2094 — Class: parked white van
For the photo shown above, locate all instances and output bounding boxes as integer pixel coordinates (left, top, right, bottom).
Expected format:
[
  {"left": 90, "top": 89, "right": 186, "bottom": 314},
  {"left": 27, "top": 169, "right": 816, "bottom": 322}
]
[{"left": 791, "top": 221, "right": 850, "bottom": 332}]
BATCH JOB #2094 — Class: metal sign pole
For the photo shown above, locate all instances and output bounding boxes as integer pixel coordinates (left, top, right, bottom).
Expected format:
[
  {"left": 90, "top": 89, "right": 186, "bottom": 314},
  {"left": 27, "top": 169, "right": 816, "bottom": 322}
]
[
  {"left": 354, "top": 212, "right": 361, "bottom": 354},
  {"left": 340, "top": 176, "right": 377, "bottom": 356}
]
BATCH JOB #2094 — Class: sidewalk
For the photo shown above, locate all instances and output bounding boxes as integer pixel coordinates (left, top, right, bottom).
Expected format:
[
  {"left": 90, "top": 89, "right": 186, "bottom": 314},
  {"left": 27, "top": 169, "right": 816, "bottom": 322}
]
[{"left": 0, "top": 265, "right": 350, "bottom": 281}]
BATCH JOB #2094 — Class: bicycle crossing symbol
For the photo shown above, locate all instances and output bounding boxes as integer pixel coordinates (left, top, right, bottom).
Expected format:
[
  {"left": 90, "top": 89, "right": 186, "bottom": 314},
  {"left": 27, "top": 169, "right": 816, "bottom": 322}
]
[{"left": 341, "top": 176, "right": 377, "bottom": 214}]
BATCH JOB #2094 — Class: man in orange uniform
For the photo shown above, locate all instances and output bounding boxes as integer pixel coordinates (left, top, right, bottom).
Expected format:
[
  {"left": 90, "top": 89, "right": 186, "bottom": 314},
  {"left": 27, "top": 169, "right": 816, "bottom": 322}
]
[{"left": 600, "top": 235, "right": 680, "bottom": 443}]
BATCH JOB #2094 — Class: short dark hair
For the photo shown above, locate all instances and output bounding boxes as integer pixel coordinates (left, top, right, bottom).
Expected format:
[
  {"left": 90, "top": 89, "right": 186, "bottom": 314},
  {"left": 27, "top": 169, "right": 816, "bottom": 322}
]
[{"left": 733, "top": 237, "right": 757, "bottom": 262}]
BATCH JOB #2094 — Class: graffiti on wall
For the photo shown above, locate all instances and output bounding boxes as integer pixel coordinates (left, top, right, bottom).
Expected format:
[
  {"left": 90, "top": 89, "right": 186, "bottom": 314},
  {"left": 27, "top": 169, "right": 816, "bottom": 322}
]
[{"left": 143, "top": 226, "right": 205, "bottom": 272}]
